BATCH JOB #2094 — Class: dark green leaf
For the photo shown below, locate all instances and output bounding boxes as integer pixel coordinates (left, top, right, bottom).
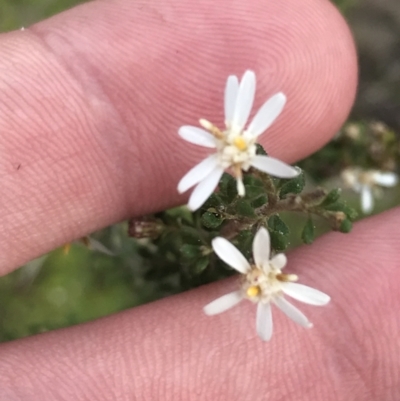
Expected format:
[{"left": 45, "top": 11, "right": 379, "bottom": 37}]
[
  {"left": 301, "top": 218, "right": 315, "bottom": 244},
  {"left": 324, "top": 202, "right": 357, "bottom": 220},
  {"left": 235, "top": 199, "right": 256, "bottom": 217},
  {"left": 180, "top": 244, "right": 201, "bottom": 263},
  {"left": 320, "top": 188, "right": 342, "bottom": 206},
  {"left": 180, "top": 227, "right": 202, "bottom": 245},
  {"left": 193, "top": 256, "right": 210, "bottom": 274},
  {"left": 251, "top": 194, "right": 268, "bottom": 208},
  {"left": 244, "top": 185, "right": 265, "bottom": 199},
  {"left": 268, "top": 215, "right": 289, "bottom": 235},
  {"left": 202, "top": 193, "right": 224, "bottom": 209},
  {"left": 255, "top": 143, "right": 268, "bottom": 156},
  {"left": 243, "top": 175, "right": 263, "bottom": 187},
  {"left": 269, "top": 230, "right": 289, "bottom": 251},
  {"left": 339, "top": 219, "right": 352, "bottom": 233},
  {"left": 201, "top": 212, "right": 224, "bottom": 229},
  {"left": 279, "top": 170, "right": 305, "bottom": 199},
  {"left": 235, "top": 230, "right": 254, "bottom": 259}
]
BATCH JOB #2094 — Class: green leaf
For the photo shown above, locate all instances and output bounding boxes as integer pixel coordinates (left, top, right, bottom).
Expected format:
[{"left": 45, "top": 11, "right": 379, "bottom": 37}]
[
  {"left": 179, "top": 227, "right": 202, "bottom": 245},
  {"left": 243, "top": 175, "right": 263, "bottom": 187},
  {"left": 301, "top": 218, "right": 315, "bottom": 244},
  {"left": 279, "top": 170, "right": 305, "bottom": 199},
  {"left": 324, "top": 202, "right": 357, "bottom": 220},
  {"left": 180, "top": 244, "right": 201, "bottom": 263},
  {"left": 339, "top": 219, "right": 352, "bottom": 233},
  {"left": 201, "top": 212, "right": 224, "bottom": 229},
  {"left": 244, "top": 185, "right": 265, "bottom": 199},
  {"left": 193, "top": 256, "right": 210, "bottom": 274},
  {"left": 219, "top": 173, "right": 237, "bottom": 203},
  {"left": 269, "top": 230, "right": 289, "bottom": 251},
  {"left": 202, "top": 193, "right": 224, "bottom": 209},
  {"left": 251, "top": 194, "right": 268, "bottom": 208},
  {"left": 255, "top": 143, "right": 268, "bottom": 156},
  {"left": 342, "top": 205, "right": 358, "bottom": 221},
  {"left": 235, "top": 230, "right": 254, "bottom": 259},
  {"left": 235, "top": 199, "right": 256, "bottom": 217},
  {"left": 268, "top": 215, "right": 289, "bottom": 235},
  {"left": 320, "top": 188, "right": 342, "bottom": 206}
]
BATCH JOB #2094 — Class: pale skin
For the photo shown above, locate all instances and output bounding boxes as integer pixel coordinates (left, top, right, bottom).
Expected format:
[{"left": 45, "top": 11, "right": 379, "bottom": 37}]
[{"left": 0, "top": 0, "right": 399, "bottom": 399}]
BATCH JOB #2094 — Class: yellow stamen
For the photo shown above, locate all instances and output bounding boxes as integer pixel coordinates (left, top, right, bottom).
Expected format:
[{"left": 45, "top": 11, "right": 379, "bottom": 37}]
[
  {"left": 276, "top": 273, "right": 298, "bottom": 282},
  {"left": 246, "top": 286, "right": 260, "bottom": 298},
  {"left": 233, "top": 136, "right": 247, "bottom": 151}
]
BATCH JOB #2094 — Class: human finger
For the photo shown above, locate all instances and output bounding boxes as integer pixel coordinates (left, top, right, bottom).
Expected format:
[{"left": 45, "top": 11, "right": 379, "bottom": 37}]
[
  {"left": 0, "top": 0, "right": 357, "bottom": 271},
  {"left": 0, "top": 207, "right": 398, "bottom": 400}
]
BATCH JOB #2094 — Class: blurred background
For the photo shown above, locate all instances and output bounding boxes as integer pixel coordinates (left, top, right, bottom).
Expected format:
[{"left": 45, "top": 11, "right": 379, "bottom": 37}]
[{"left": 0, "top": 0, "right": 399, "bottom": 342}]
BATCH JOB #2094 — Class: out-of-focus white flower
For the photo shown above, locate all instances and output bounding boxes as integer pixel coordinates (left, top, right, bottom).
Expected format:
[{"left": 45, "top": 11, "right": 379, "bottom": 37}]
[
  {"left": 341, "top": 167, "right": 398, "bottom": 214},
  {"left": 178, "top": 70, "right": 299, "bottom": 210},
  {"left": 203, "top": 228, "right": 330, "bottom": 341}
]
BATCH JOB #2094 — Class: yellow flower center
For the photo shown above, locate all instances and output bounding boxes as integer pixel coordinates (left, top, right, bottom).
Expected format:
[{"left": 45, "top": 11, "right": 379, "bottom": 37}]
[
  {"left": 233, "top": 137, "right": 247, "bottom": 151},
  {"left": 246, "top": 285, "right": 260, "bottom": 298}
]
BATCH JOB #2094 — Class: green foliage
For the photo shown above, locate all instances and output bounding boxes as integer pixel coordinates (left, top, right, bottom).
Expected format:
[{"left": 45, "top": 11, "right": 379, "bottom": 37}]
[
  {"left": 301, "top": 218, "right": 315, "bottom": 244},
  {"left": 279, "top": 170, "right": 305, "bottom": 199},
  {"left": 201, "top": 212, "right": 224, "bottom": 229}
]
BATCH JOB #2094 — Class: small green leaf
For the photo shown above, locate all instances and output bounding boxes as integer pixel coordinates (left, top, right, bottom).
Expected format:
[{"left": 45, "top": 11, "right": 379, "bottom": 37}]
[
  {"left": 342, "top": 205, "right": 358, "bottom": 221},
  {"left": 235, "top": 230, "right": 254, "bottom": 259},
  {"left": 269, "top": 230, "right": 289, "bottom": 251},
  {"left": 268, "top": 215, "right": 289, "bottom": 235},
  {"left": 180, "top": 244, "right": 201, "bottom": 262},
  {"left": 244, "top": 185, "right": 265, "bottom": 199},
  {"left": 320, "top": 188, "right": 342, "bottom": 206},
  {"left": 235, "top": 199, "right": 256, "bottom": 217},
  {"left": 279, "top": 170, "right": 305, "bottom": 199},
  {"left": 243, "top": 175, "right": 263, "bottom": 187},
  {"left": 251, "top": 194, "right": 268, "bottom": 208},
  {"left": 339, "top": 219, "right": 352, "bottom": 233},
  {"left": 179, "top": 227, "right": 202, "bottom": 245},
  {"left": 202, "top": 193, "right": 224, "bottom": 209},
  {"left": 324, "top": 201, "right": 357, "bottom": 220},
  {"left": 219, "top": 173, "right": 237, "bottom": 202},
  {"left": 194, "top": 256, "right": 210, "bottom": 274},
  {"left": 255, "top": 143, "right": 268, "bottom": 156},
  {"left": 301, "top": 218, "right": 315, "bottom": 244},
  {"left": 201, "top": 212, "right": 224, "bottom": 229}
]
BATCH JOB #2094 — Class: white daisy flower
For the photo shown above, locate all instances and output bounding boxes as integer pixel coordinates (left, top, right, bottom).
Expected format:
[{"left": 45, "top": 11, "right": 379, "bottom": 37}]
[
  {"left": 203, "top": 227, "right": 330, "bottom": 341},
  {"left": 341, "top": 167, "right": 398, "bottom": 214},
  {"left": 178, "top": 70, "right": 299, "bottom": 211}
]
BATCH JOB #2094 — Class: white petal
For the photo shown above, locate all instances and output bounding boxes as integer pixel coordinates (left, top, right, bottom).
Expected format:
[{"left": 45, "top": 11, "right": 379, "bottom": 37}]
[
  {"left": 224, "top": 75, "right": 239, "bottom": 125},
  {"left": 273, "top": 296, "right": 312, "bottom": 328},
  {"left": 237, "top": 177, "right": 245, "bottom": 196},
  {"left": 231, "top": 70, "right": 256, "bottom": 132},
  {"left": 373, "top": 172, "right": 398, "bottom": 187},
  {"left": 177, "top": 155, "right": 219, "bottom": 193},
  {"left": 212, "top": 237, "right": 250, "bottom": 274},
  {"left": 250, "top": 155, "right": 299, "bottom": 178},
  {"left": 178, "top": 126, "right": 216, "bottom": 148},
  {"left": 361, "top": 185, "right": 373, "bottom": 214},
  {"left": 282, "top": 282, "right": 330, "bottom": 305},
  {"left": 247, "top": 92, "right": 286, "bottom": 137},
  {"left": 270, "top": 253, "right": 287, "bottom": 270},
  {"left": 203, "top": 291, "right": 243, "bottom": 315},
  {"left": 252, "top": 227, "right": 270, "bottom": 268},
  {"left": 256, "top": 302, "right": 273, "bottom": 341},
  {"left": 187, "top": 166, "right": 224, "bottom": 211}
]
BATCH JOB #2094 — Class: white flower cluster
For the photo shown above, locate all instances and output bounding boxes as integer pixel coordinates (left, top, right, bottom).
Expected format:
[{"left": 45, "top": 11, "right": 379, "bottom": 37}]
[
  {"left": 177, "top": 70, "right": 299, "bottom": 211},
  {"left": 204, "top": 228, "right": 330, "bottom": 341},
  {"left": 341, "top": 167, "right": 398, "bottom": 214}
]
